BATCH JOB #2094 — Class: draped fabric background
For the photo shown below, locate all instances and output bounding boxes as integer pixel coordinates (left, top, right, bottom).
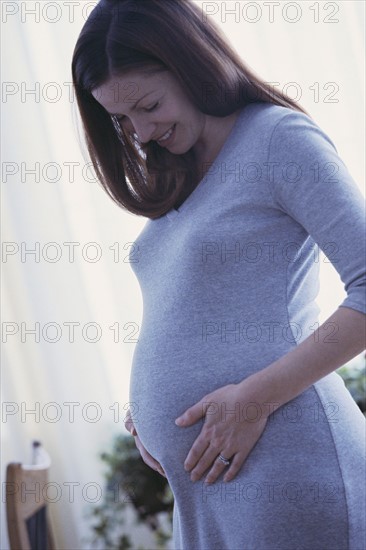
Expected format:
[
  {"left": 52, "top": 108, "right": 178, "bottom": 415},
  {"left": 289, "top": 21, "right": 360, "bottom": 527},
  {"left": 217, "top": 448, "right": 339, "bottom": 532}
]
[{"left": 1, "top": 1, "right": 365, "bottom": 548}]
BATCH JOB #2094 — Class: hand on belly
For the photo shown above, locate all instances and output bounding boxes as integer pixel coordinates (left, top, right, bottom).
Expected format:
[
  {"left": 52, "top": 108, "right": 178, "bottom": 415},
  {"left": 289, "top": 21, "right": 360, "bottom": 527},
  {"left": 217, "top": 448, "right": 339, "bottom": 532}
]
[{"left": 125, "top": 407, "right": 167, "bottom": 477}]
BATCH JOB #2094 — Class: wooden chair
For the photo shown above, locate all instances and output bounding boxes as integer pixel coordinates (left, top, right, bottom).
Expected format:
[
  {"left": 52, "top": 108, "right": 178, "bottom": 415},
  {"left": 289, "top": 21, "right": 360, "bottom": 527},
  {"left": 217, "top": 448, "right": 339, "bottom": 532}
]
[{"left": 5, "top": 442, "right": 56, "bottom": 550}]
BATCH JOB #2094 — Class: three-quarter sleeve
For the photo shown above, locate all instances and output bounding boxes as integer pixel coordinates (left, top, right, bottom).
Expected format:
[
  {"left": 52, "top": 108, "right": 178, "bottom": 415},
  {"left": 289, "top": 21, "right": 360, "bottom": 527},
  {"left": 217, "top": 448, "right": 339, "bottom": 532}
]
[{"left": 266, "top": 111, "right": 366, "bottom": 316}]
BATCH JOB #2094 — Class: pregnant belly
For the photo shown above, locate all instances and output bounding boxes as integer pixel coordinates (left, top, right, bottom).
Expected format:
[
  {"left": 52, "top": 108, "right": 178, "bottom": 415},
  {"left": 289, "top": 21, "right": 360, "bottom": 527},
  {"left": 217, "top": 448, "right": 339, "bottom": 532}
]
[
  {"left": 129, "top": 346, "right": 210, "bottom": 466},
  {"left": 128, "top": 328, "right": 294, "bottom": 467}
]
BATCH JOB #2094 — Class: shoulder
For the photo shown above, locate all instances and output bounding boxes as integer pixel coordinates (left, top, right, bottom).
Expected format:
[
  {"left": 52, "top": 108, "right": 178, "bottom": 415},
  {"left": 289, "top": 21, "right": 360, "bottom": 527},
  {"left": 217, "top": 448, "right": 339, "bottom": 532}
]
[
  {"left": 240, "top": 102, "right": 300, "bottom": 133},
  {"left": 243, "top": 102, "right": 337, "bottom": 151},
  {"left": 230, "top": 103, "right": 339, "bottom": 172},
  {"left": 263, "top": 105, "right": 338, "bottom": 157}
]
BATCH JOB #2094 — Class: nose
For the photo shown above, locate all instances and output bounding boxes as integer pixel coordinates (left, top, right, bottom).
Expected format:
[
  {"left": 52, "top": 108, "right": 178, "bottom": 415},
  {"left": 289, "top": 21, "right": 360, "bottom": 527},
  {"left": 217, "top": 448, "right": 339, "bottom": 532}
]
[{"left": 123, "top": 117, "right": 156, "bottom": 145}]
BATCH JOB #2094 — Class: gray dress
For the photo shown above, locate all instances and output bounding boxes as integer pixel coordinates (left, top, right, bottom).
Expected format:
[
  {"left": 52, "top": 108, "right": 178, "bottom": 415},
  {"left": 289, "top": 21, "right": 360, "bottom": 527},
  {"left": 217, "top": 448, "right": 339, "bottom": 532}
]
[{"left": 129, "top": 103, "right": 366, "bottom": 550}]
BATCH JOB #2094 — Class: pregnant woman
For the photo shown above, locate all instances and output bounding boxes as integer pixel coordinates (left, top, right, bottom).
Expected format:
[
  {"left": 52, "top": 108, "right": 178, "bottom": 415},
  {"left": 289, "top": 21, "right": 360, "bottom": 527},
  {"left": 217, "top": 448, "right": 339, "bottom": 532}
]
[{"left": 71, "top": 1, "right": 366, "bottom": 548}]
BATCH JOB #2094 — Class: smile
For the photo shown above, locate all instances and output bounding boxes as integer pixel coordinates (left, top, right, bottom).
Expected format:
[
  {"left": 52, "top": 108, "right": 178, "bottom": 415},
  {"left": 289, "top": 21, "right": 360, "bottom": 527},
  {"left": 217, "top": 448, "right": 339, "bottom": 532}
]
[{"left": 157, "top": 124, "right": 176, "bottom": 145}]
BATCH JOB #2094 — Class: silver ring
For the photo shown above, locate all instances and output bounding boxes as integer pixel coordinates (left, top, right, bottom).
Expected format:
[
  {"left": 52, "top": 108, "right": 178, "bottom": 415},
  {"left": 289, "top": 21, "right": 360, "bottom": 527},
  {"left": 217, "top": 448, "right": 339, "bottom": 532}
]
[{"left": 217, "top": 453, "right": 231, "bottom": 466}]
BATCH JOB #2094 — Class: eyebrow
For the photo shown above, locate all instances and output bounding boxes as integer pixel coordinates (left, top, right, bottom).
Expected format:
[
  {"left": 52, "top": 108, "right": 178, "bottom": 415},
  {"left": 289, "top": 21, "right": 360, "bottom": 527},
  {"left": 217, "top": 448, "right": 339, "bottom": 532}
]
[{"left": 111, "top": 90, "right": 155, "bottom": 116}]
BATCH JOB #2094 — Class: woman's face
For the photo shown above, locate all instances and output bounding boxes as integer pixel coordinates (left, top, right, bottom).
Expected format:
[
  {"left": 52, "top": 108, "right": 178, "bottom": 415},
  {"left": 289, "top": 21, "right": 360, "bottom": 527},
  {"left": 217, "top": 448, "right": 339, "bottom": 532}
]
[{"left": 91, "top": 69, "right": 207, "bottom": 155}]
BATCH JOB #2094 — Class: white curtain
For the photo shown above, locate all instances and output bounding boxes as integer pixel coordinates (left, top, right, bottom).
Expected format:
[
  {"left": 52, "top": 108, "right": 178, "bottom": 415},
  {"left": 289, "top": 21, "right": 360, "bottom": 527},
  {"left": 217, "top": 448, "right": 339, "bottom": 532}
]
[{"left": 2, "top": 1, "right": 364, "bottom": 548}]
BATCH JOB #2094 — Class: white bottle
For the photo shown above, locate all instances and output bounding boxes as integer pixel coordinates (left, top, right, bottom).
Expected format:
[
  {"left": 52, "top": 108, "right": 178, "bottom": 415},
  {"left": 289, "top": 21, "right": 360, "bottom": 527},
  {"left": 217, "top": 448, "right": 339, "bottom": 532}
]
[{"left": 30, "top": 440, "right": 51, "bottom": 468}]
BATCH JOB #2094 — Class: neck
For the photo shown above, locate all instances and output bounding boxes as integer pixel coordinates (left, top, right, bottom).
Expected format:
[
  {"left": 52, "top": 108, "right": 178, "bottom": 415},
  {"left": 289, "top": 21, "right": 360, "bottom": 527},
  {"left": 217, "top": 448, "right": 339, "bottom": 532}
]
[{"left": 193, "top": 110, "right": 241, "bottom": 178}]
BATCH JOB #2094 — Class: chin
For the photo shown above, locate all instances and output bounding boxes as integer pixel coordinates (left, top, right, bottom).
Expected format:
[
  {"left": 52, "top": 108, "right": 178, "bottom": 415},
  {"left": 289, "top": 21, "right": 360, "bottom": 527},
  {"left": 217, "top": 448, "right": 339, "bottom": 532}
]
[
  {"left": 168, "top": 139, "right": 193, "bottom": 155},
  {"left": 169, "top": 146, "right": 190, "bottom": 155}
]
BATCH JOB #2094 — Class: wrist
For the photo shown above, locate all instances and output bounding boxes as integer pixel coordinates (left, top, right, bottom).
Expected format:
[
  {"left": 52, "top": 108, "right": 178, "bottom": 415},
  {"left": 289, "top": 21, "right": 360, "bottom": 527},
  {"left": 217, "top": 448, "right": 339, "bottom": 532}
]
[{"left": 235, "top": 371, "right": 281, "bottom": 419}]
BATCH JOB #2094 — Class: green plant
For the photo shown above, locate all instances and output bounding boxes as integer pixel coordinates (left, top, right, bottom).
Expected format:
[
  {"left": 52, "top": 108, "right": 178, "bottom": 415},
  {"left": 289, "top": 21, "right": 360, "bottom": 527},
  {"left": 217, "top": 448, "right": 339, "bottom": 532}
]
[
  {"left": 336, "top": 352, "right": 366, "bottom": 415},
  {"left": 82, "top": 434, "right": 174, "bottom": 550}
]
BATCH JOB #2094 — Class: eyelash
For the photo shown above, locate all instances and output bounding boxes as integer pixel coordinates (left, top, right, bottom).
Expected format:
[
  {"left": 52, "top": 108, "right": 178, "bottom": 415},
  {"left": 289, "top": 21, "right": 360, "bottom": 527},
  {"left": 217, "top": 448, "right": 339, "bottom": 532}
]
[
  {"left": 117, "top": 102, "right": 159, "bottom": 122},
  {"left": 145, "top": 101, "right": 159, "bottom": 112}
]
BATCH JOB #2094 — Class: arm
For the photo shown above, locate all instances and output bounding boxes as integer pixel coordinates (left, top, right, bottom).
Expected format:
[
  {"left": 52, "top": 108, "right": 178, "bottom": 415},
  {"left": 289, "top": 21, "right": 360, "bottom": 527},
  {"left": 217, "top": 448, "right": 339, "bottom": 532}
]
[
  {"left": 231, "top": 148, "right": 365, "bottom": 482},
  {"left": 240, "top": 305, "right": 366, "bottom": 412},
  {"left": 245, "top": 110, "right": 366, "bottom": 412}
]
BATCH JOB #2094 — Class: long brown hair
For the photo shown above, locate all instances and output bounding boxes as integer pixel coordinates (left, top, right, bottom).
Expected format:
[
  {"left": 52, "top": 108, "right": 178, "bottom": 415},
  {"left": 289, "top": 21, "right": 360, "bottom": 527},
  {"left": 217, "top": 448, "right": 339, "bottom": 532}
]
[{"left": 71, "top": 0, "right": 311, "bottom": 219}]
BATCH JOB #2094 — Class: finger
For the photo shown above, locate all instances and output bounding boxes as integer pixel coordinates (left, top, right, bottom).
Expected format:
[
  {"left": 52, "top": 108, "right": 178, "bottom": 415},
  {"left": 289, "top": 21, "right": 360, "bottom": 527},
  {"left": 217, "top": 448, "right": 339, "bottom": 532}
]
[
  {"left": 126, "top": 423, "right": 137, "bottom": 436},
  {"left": 134, "top": 437, "right": 166, "bottom": 476},
  {"left": 204, "top": 451, "right": 236, "bottom": 484},
  {"left": 124, "top": 419, "right": 134, "bottom": 433},
  {"left": 176, "top": 398, "right": 213, "bottom": 426},
  {"left": 150, "top": 461, "right": 167, "bottom": 477},
  {"left": 189, "top": 445, "right": 229, "bottom": 482},
  {"left": 183, "top": 437, "right": 210, "bottom": 472},
  {"left": 222, "top": 452, "right": 246, "bottom": 483},
  {"left": 124, "top": 409, "right": 133, "bottom": 430},
  {"left": 124, "top": 417, "right": 130, "bottom": 430},
  {"left": 138, "top": 448, "right": 160, "bottom": 472},
  {"left": 124, "top": 410, "right": 138, "bottom": 436},
  {"left": 147, "top": 460, "right": 167, "bottom": 477}
]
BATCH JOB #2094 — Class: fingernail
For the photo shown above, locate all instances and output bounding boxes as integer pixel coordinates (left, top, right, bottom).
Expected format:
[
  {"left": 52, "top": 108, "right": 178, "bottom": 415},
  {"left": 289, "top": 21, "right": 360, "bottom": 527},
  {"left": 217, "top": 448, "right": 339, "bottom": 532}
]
[{"left": 175, "top": 418, "right": 183, "bottom": 425}]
